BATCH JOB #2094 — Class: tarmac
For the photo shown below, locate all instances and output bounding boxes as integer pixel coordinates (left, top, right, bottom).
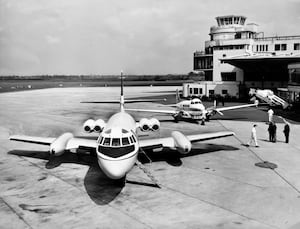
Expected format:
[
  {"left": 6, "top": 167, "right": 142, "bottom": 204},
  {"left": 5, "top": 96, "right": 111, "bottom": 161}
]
[{"left": 1, "top": 86, "right": 300, "bottom": 229}]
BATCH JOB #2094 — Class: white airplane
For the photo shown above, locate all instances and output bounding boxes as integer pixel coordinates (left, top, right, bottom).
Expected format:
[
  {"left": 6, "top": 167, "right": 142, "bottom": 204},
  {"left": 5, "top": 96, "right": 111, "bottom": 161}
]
[
  {"left": 9, "top": 73, "right": 234, "bottom": 186},
  {"left": 249, "top": 88, "right": 289, "bottom": 109},
  {"left": 126, "top": 96, "right": 259, "bottom": 125}
]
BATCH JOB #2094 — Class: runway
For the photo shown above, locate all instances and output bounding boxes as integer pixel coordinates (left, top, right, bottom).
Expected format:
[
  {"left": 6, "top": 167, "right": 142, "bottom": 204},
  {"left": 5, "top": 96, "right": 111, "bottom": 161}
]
[{"left": 1, "top": 86, "right": 300, "bottom": 229}]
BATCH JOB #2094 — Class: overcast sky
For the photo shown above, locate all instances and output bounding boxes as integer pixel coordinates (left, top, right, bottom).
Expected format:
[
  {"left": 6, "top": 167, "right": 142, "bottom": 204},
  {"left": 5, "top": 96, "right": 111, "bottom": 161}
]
[{"left": 0, "top": 0, "right": 300, "bottom": 75}]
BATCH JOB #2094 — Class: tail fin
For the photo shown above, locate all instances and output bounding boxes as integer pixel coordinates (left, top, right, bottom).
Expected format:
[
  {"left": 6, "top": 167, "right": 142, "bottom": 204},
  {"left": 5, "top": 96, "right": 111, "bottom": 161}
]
[
  {"left": 120, "top": 71, "right": 125, "bottom": 112},
  {"left": 81, "top": 71, "right": 166, "bottom": 106},
  {"left": 176, "top": 89, "right": 180, "bottom": 104}
]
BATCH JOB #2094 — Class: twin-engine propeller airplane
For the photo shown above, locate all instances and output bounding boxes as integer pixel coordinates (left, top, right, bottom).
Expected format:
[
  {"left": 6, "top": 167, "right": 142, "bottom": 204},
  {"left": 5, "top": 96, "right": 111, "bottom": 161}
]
[
  {"left": 126, "top": 94, "right": 259, "bottom": 125},
  {"left": 9, "top": 72, "right": 234, "bottom": 186}
]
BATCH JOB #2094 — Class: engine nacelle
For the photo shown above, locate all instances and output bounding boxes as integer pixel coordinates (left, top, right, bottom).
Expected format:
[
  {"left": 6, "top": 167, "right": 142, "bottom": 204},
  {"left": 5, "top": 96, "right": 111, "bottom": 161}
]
[
  {"left": 94, "top": 119, "right": 106, "bottom": 132},
  {"left": 149, "top": 118, "right": 160, "bottom": 131},
  {"left": 50, "top": 133, "right": 74, "bottom": 156},
  {"left": 171, "top": 131, "right": 191, "bottom": 154},
  {"left": 139, "top": 118, "right": 151, "bottom": 132},
  {"left": 83, "top": 119, "right": 95, "bottom": 132}
]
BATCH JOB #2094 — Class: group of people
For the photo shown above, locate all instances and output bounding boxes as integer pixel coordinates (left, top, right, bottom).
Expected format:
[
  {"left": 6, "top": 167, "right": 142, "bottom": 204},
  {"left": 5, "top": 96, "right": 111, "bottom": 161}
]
[{"left": 246, "top": 108, "right": 290, "bottom": 147}]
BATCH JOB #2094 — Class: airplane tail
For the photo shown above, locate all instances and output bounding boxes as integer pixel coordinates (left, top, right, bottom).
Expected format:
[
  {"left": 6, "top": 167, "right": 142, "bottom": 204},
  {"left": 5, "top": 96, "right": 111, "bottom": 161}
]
[
  {"left": 81, "top": 71, "right": 166, "bottom": 109},
  {"left": 120, "top": 71, "right": 125, "bottom": 112},
  {"left": 176, "top": 89, "right": 180, "bottom": 104}
]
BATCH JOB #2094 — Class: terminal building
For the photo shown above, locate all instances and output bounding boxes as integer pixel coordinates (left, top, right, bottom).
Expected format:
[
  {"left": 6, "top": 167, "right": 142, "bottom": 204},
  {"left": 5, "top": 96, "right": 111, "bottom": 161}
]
[{"left": 188, "top": 15, "right": 300, "bottom": 104}]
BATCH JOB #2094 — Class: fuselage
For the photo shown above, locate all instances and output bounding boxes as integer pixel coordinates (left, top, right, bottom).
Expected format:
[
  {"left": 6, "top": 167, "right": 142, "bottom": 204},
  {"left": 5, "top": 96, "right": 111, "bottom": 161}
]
[
  {"left": 96, "top": 111, "right": 139, "bottom": 179},
  {"left": 176, "top": 98, "right": 206, "bottom": 120}
]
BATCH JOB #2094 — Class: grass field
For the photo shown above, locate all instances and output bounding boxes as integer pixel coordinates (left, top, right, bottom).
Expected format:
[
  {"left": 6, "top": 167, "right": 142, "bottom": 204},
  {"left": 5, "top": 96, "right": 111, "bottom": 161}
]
[{"left": 0, "top": 79, "right": 187, "bottom": 93}]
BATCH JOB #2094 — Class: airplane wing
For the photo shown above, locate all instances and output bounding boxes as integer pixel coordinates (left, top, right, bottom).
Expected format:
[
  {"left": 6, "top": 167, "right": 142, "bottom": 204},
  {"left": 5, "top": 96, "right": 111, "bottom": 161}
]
[
  {"left": 10, "top": 134, "right": 97, "bottom": 153},
  {"left": 215, "top": 102, "right": 258, "bottom": 112},
  {"left": 126, "top": 108, "right": 177, "bottom": 115},
  {"left": 207, "top": 101, "right": 258, "bottom": 115},
  {"left": 139, "top": 131, "right": 234, "bottom": 149}
]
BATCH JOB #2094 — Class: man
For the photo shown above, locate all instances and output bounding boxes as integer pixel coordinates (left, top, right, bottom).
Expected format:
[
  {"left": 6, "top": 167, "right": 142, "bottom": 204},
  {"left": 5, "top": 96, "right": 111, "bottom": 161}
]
[
  {"left": 272, "top": 121, "right": 277, "bottom": 143},
  {"left": 247, "top": 124, "right": 259, "bottom": 147},
  {"left": 267, "top": 108, "right": 274, "bottom": 123},
  {"left": 280, "top": 117, "right": 290, "bottom": 143},
  {"left": 268, "top": 122, "right": 273, "bottom": 142}
]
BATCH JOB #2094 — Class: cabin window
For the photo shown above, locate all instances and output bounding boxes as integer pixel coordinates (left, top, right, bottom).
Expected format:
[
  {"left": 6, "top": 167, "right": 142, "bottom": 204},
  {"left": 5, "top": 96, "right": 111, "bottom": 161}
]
[
  {"left": 294, "top": 43, "right": 300, "bottom": 50},
  {"left": 281, "top": 44, "right": 287, "bottom": 51},
  {"left": 112, "top": 138, "right": 120, "bottom": 147}
]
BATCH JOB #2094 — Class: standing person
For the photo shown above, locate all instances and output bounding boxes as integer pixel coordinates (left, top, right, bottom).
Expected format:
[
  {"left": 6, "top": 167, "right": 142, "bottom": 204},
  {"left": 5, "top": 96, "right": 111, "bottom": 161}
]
[
  {"left": 268, "top": 122, "right": 273, "bottom": 142},
  {"left": 246, "top": 124, "right": 259, "bottom": 147},
  {"left": 221, "top": 95, "right": 225, "bottom": 106},
  {"left": 267, "top": 108, "right": 274, "bottom": 123},
  {"left": 281, "top": 117, "right": 290, "bottom": 143},
  {"left": 272, "top": 121, "right": 277, "bottom": 143}
]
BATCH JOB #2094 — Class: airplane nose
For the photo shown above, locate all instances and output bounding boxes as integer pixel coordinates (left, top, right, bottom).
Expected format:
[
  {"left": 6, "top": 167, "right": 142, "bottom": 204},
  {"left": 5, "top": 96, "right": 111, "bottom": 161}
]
[{"left": 97, "top": 154, "right": 137, "bottom": 179}]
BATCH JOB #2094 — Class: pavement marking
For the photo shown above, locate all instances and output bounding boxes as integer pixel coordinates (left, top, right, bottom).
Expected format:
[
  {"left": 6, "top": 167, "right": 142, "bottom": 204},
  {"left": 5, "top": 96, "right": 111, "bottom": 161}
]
[
  {"left": 0, "top": 196, "right": 34, "bottom": 229},
  {"left": 12, "top": 155, "right": 154, "bottom": 229}
]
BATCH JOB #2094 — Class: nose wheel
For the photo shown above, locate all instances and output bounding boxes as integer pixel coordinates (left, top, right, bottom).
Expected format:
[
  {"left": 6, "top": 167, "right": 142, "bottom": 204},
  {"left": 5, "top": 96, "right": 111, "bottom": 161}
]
[{"left": 113, "top": 176, "right": 126, "bottom": 187}]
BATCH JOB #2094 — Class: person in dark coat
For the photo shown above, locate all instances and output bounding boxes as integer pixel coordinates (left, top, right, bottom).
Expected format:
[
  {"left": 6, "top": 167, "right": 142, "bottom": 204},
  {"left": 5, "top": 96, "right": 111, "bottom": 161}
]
[
  {"left": 283, "top": 123, "right": 290, "bottom": 143},
  {"left": 279, "top": 116, "right": 291, "bottom": 143},
  {"left": 268, "top": 122, "right": 273, "bottom": 142},
  {"left": 272, "top": 122, "right": 277, "bottom": 142}
]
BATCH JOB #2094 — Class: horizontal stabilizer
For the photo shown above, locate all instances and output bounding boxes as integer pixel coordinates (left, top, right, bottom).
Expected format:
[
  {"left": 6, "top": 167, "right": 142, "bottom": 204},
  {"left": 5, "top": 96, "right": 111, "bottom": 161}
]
[{"left": 81, "top": 98, "right": 166, "bottom": 104}]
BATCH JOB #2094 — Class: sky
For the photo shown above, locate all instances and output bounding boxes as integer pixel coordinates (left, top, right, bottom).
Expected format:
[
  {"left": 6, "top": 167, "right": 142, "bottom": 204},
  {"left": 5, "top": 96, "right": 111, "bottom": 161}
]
[{"left": 0, "top": 0, "right": 300, "bottom": 75}]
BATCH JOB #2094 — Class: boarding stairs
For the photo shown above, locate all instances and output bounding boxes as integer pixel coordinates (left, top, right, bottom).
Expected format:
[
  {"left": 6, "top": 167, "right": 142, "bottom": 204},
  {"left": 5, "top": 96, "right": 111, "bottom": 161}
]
[{"left": 135, "top": 149, "right": 161, "bottom": 188}]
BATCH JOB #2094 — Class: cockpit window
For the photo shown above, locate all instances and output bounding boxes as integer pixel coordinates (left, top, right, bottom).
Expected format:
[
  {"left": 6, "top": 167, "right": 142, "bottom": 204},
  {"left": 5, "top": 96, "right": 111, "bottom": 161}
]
[
  {"left": 132, "top": 135, "right": 137, "bottom": 142},
  {"left": 103, "top": 138, "right": 110, "bottom": 146},
  {"left": 122, "top": 137, "right": 130, "bottom": 146},
  {"left": 112, "top": 138, "right": 120, "bottom": 146},
  {"left": 129, "top": 136, "right": 136, "bottom": 143}
]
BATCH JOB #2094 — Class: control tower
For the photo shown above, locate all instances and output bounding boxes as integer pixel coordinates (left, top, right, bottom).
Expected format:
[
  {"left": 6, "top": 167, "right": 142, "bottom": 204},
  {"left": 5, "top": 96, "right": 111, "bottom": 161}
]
[{"left": 192, "top": 15, "right": 300, "bottom": 99}]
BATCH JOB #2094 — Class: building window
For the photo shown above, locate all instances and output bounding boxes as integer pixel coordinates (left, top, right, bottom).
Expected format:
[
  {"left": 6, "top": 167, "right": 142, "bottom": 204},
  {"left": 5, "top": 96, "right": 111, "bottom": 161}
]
[
  {"left": 189, "top": 88, "right": 193, "bottom": 94},
  {"left": 294, "top": 43, "right": 300, "bottom": 50},
  {"left": 221, "top": 72, "right": 237, "bottom": 81},
  {"left": 265, "top": 45, "right": 268, "bottom": 51},
  {"left": 193, "top": 88, "right": 199, "bottom": 94},
  {"left": 275, "top": 44, "right": 280, "bottom": 51},
  {"left": 281, "top": 44, "right": 287, "bottom": 51},
  {"left": 235, "top": 33, "right": 241, "bottom": 39},
  {"left": 222, "top": 90, "right": 228, "bottom": 95}
]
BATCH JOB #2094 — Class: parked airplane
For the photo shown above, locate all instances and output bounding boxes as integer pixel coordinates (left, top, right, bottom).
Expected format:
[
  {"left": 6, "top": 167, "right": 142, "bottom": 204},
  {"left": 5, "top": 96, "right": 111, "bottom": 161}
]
[
  {"left": 249, "top": 88, "right": 289, "bottom": 109},
  {"left": 9, "top": 73, "right": 234, "bottom": 186},
  {"left": 126, "top": 96, "right": 259, "bottom": 125}
]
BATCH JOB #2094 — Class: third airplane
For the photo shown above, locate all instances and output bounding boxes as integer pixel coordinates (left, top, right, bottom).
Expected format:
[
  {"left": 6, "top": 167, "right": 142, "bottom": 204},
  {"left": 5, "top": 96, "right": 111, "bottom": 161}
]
[{"left": 126, "top": 96, "right": 259, "bottom": 125}]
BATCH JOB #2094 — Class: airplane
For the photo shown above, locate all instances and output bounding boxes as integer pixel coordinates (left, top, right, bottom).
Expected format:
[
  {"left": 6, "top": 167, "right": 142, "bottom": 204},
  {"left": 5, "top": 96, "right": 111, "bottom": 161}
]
[
  {"left": 249, "top": 88, "right": 289, "bottom": 109},
  {"left": 126, "top": 93, "right": 259, "bottom": 125},
  {"left": 9, "top": 72, "right": 234, "bottom": 187}
]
